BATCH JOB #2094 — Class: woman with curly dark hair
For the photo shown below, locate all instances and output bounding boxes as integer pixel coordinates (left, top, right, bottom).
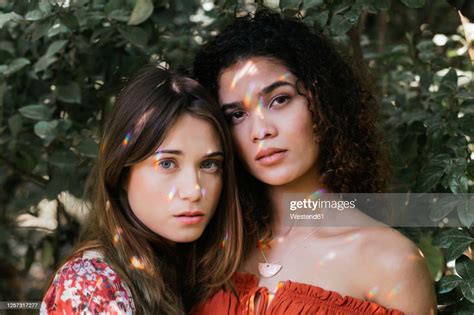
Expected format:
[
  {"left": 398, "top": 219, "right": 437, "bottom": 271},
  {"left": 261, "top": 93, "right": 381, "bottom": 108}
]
[{"left": 192, "top": 9, "right": 436, "bottom": 315}]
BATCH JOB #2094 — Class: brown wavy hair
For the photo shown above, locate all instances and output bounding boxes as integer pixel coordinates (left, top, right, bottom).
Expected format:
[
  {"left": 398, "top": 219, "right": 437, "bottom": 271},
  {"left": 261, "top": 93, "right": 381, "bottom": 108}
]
[
  {"left": 46, "top": 65, "right": 244, "bottom": 313},
  {"left": 193, "top": 9, "right": 390, "bottom": 255}
]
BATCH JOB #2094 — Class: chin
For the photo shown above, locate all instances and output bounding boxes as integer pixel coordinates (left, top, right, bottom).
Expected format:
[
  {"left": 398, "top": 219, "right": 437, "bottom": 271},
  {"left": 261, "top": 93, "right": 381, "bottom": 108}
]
[
  {"left": 172, "top": 231, "right": 204, "bottom": 243},
  {"left": 254, "top": 168, "right": 301, "bottom": 186}
]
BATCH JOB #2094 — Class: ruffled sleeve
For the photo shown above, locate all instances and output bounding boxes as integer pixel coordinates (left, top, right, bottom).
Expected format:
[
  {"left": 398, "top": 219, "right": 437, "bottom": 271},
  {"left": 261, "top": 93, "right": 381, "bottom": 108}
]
[{"left": 41, "top": 256, "right": 134, "bottom": 315}]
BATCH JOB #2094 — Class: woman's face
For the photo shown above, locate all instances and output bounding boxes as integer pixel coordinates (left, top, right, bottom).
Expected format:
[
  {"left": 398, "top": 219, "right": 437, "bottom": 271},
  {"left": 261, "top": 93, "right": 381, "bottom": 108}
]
[
  {"left": 218, "top": 57, "right": 319, "bottom": 186},
  {"left": 127, "top": 113, "right": 223, "bottom": 243}
]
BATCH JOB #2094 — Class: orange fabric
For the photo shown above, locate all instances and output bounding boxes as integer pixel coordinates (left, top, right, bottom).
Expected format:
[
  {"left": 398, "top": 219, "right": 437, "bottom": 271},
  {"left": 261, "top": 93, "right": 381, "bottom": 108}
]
[{"left": 192, "top": 272, "right": 405, "bottom": 315}]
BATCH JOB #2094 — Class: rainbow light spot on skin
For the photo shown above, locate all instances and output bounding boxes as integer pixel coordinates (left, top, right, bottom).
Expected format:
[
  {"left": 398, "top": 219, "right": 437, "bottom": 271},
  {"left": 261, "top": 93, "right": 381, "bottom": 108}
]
[
  {"left": 366, "top": 286, "right": 379, "bottom": 299},
  {"left": 278, "top": 72, "right": 290, "bottom": 81},
  {"left": 113, "top": 227, "right": 123, "bottom": 244},
  {"left": 243, "top": 86, "right": 254, "bottom": 108},
  {"left": 153, "top": 153, "right": 162, "bottom": 170},
  {"left": 122, "top": 132, "right": 131, "bottom": 146},
  {"left": 387, "top": 283, "right": 402, "bottom": 300},
  {"left": 200, "top": 188, "right": 206, "bottom": 197},
  {"left": 345, "top": 233, "right": 361, "bottom": 243},
  {"left": 195, "top": 184, "right": 201, "bottom": 191},
  {"left": 231, "top": 60, "right": 258, "bottom": 89},
  {"left": 258, "top": 139, "right": 265, "bottom": 150},
  {"left": 167, "top": 186, "right": 177, "bottom": 201},
  {"left": 318, "top": 251, "right": 336, "bottom": 266},
  {"left": 130, "top": 256, "right": 145, "bottom": 270},
  {"left": 256, "top": 95, "right": 265, "bottom": 120}
]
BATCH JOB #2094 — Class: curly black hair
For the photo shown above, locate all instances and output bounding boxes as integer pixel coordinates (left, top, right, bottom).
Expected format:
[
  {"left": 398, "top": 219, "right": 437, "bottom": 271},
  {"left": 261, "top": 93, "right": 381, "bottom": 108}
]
[{"left": 193, "top": 8, "right": 390, "bottom": 249}]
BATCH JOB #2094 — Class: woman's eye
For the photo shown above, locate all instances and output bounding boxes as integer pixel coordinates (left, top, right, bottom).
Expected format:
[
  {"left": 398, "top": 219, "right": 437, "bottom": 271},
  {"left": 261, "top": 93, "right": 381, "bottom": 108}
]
[
  {"left": 226, "top": 111, "right": 246, "bottom": 124},
  {"left": 270, "top": 95, "right": 290, "bottom": 107},
  {"left": 201, "top": 160, "right": 222, "bottom": 172},
  {"left": 157, "top": 160, "right": 176, "bottom": 170}
]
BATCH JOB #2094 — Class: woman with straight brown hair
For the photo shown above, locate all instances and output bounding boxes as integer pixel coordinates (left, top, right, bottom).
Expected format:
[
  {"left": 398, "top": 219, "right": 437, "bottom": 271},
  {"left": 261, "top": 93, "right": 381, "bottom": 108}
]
[{"left": 41, "top": 65, "right": 243, "bottom": 314}]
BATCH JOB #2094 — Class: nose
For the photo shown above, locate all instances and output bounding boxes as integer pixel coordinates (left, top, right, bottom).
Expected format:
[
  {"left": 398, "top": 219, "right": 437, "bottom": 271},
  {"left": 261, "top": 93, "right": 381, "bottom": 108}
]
[
  {"left": 250, "top": 113, "right": 277, "bottom": 143},
  {"left": 178, "top": 168, "right": 202, "bottom": 202}
]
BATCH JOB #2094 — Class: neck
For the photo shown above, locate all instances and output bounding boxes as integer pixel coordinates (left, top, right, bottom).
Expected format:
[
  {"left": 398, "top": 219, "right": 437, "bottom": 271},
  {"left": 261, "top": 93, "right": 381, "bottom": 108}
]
[{"left": 266, "top": 168, "right": 326, "bottom": 237}]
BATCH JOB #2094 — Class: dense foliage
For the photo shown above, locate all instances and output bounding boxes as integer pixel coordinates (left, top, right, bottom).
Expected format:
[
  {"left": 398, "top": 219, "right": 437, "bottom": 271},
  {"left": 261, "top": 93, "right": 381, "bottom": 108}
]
[{"left": 0, "top": 0, "right": 473, "bottom": 312}]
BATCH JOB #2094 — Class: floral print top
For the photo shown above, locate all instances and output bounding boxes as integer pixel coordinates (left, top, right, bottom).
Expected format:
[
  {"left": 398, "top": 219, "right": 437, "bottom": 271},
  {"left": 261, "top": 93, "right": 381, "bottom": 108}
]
[{"left": 41, "top": 250, "right": 135, "bottom": 314}]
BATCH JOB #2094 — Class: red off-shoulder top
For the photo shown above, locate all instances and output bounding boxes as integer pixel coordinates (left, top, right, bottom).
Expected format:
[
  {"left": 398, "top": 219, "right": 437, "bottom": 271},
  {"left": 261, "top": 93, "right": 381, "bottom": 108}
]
[{"left": 192, "top": 272, "right": 404, "bottom": 315}]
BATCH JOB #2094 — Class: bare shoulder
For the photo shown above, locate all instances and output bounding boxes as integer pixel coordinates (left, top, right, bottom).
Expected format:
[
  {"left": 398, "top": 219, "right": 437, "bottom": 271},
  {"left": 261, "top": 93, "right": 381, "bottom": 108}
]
[{"left": 356, "top": 227, "right": 437, "bottom": 315}]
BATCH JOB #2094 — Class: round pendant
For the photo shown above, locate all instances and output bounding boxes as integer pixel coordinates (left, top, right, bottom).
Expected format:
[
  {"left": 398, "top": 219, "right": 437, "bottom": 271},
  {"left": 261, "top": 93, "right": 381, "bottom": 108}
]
[{"left": 258, "top": 262, "right": 282, "bottom": 278}]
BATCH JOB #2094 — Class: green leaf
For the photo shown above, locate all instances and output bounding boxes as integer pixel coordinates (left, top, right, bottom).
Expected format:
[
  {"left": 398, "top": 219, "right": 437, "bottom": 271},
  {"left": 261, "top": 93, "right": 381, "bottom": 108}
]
[
  {"left": 429, "top": 194, "right": 459, "bottom": 221},
  {"left": 0, "top": 82, "right": 5, "bottom": 127},
  {"left": 450, "top": 175, "right": 469, "bottom": 194},
  {"left": 55, "top": 82, "right": 81, "bottom": 104},
  {"left": 41, "top": 240, "right": 54, "bottom": 268},
  {"left": 3, "top": 58, "right": 30, "bottom": 77},
  {"left": 8, "top": 114, "right": 22, "bottom": 137},
  {"left": 416, "top": 154, "right": 449, "bottom": 192},
  {"left": 34, "top": 120, "right": 58, "bottom": 144},
  {"left": 25, "top": 9, "right": 43, "bottom": 21},
  {"left": 303, "top": 0, "right": 323, "bottom": 10},
  {"left": 432, "top": 229, "right": 474, "bottom": 248},
  {"left": 438, "top": 274, "right": 463, "bottom": 294},
  {"left": 457, "top": 197, "right": 474, "bottom": 228},
  {"left": 418, "top": 234, "right": 444, "bottom": 280},
  {"left": 373, "top": 0, "right": 390, "bottom": 10},
  {"left": 0, "top": 12, "right": 22, "bottom": 28},
  {"left": 460, "top": 280, "right": 474, "bottom": 303},
  {"left": 75, "top": 139, "right": 99, "bottom": 158},
  {"left": 280, "top": 0, "right": 302, "bottom": 10},
  {"left": 34, "top": 55, "right": 58, "bottom": 73},
  {"left": 49, "top": 150, "right": 77, "bottom": 168},
  {"left": 59, "top": 12, "right": 79, "bottom": 30},
  {"left": 305, "top": 11, "right": 329, "bottom": 28},
  {"left": 441, "top": 68, "right": 458, "bottom": 91},
  {"left": 460, "top": 115, "right": 474, "bottom": 138},
  {"left": 329, "top": 15, "right": 354, "bottom": 36},
  {"left": 33, "top": 40, "right": 67, "bottom": 73},
  {"left": 446, "top": 241, "right": 472, "bottom": 262},
  {"left": 47, "top": 40, "right": 68, "bottom": 56},
  {"left": 31, "top": 19, "right": 53, "bottom": 41},
  {"left": 456, "top": 255, "right": 474, "bottom": 280},
  {"left": 401, "top": 0, "right": 425, "bottom": 8},
  {"left": 118, "top": 25, "right": 149, "bottom": 48},
  {"left": 108, "top": 9, "right": 130, "bottom": 22},
  {"left": 128, "top": 0, "right": 154, "bottom": 25},
  {"left": 19, "top": 104, "right": 54, "bottom": 121}
]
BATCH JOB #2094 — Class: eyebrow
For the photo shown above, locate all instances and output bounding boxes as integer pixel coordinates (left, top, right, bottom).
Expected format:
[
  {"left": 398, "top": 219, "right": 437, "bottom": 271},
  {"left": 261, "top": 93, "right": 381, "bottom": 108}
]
[
  {"left": 155, "top": 149, "right": 224, "bottom": 158},
  {"left": 221, "top": 80, "right": 293, "bottom": 110}
]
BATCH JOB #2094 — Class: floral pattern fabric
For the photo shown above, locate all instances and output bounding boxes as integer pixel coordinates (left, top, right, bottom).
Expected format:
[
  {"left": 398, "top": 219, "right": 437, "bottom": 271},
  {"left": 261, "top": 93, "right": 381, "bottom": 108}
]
[{"left": 41, "top": 251, "right": 134, "bottom": 315}]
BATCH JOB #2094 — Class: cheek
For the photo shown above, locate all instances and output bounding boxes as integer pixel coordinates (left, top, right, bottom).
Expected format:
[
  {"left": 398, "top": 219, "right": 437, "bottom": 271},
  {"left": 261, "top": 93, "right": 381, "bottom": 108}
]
[
  {"left": 285, "top": 106, "right": 314, "bottom": 141},
  {"left": 231, "top": 128, "right": 253, "bottom": 161},
  {"left": 205, "top": 175, "right": 223, "bottom": 203}
]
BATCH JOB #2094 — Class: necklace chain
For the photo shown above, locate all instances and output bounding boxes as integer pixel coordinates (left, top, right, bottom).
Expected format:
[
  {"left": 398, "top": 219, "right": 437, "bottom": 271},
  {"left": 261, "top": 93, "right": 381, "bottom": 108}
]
[{"left": 258, "top": 225, "right": 323, "bottom": 265}]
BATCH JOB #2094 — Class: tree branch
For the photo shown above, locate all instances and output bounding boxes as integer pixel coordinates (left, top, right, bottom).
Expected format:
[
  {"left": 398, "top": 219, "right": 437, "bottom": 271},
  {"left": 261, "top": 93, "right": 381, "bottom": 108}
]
[{"left": 0, "top": 155, "right": 48, "bottom": 187}]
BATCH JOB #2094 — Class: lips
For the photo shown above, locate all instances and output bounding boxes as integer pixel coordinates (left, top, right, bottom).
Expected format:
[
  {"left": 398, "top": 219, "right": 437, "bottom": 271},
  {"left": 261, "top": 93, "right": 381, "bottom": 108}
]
[
  {"left": 174, "top": 211, "right": 205, "bottom": 225},
  {"left": 174, "top": 210, "right": 204, "bottom": 217},
  {"left": 255, "top": 148, "right": 287, "bottom": 166},
  {"left": 255, "top": 148, "right": 287, "bottom": 160}
]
